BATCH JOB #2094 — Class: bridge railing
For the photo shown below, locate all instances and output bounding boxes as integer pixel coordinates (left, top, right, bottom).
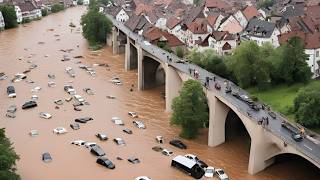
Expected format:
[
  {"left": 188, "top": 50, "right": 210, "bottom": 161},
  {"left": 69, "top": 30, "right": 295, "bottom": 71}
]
[{"left": 104, "top": 11, "right": 320, "bottom": 165}]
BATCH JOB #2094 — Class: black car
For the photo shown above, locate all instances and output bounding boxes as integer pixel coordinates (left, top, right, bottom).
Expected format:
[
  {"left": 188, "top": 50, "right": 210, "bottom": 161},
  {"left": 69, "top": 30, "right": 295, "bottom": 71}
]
[
  {"left": 249, "top": 103, "right": 260, "bottom": 111},
  {"left": 90, "top": 145, "right": 105, "bottom": 156},
  {"left": 42, "top": 152, "right": 52, "bottom": 163},
  {"left": 70, "top": 123, "right": 80, "bottom": 130},
  {"left": 96, "top": 157, "right": 115, "bottom": 169},
  {"left": 123, "top": 128, "right": 133, "bottom": 134},
  {"left": 128, "top": 157, "right": 140, "bottom": 164},
  {"left": 225, "top": 86, "right": 232, "bottom": 93},
  {"left": 22, "top": 101, "right": 37, "bottom": 109},
  {"left": 268, "top": 111, "right": 277, "bottom": 119},
  {"left": 169, "top": 139, "right": 187, "bottom": 149},
  {"left": 7, "top": 86, "right": 16, "bottom": 98},
  {"left": 197, "top": 160, "right": 208, "bottom": 169},
  {"left": 75, "top": 117, "right": 93, "bottom": 123},
  {"left": 292, "top": 133, "right": 303, "bottom": 142}
]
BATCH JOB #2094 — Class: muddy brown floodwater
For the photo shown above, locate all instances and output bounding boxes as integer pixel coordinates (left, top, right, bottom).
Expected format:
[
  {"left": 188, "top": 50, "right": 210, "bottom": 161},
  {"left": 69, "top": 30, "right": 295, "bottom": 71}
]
[{"left": 0, "top": 6, "right": 319, "bottom": 180}]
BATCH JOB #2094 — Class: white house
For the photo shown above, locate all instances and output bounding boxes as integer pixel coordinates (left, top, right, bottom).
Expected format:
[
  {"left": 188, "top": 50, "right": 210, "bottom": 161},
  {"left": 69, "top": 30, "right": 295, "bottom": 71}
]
[
  {"left": 18, "top": 1, "right": 42, "bottom": 21},
  {"left": 105, "top": 6, "right": 129, "bottom": 22},
  {"left": 234, "top": 6, "right": 261, "bottom": 29},
  {"left": 0, "top": 11, "right": 5, "bottom": 30},
  {"left": 244, "top": 18, "right": 280, "bottom": 47},
  {"left": 15, "top": 6, "right": 22, "bottom": 23},
  {"left": 198, "top": 31, "right": 237, "bottom": 55},
  {"left": 185, "top": 18, "right": 210, "bottom": 46}
]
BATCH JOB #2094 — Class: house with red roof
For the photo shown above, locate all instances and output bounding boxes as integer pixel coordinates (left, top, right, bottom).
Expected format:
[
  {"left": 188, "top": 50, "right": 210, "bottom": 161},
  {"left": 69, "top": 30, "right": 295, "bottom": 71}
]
[
  {"left": 234, "top": 6, "right": 262, "bottom": 29},
  {"left": 278, "top": 31, "right": 320, "bottom": 78},
  {"left": 218, "top": 15, "right": 244, "bottom": 34}
]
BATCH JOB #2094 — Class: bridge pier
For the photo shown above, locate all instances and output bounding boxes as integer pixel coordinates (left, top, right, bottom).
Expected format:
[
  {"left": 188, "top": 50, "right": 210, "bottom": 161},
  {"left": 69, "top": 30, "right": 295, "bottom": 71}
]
[
  {"left": 125, "top": 36, "right": 130, "bottom": 71},
  {"left": 137, "top": 45, "right": 143, "bottom": 91},
  {"left": 165, "top": 65, "right": 182, "bottom": 112},
  {"left": 112, "top": 27, "right": 119, "bottom": 54}
]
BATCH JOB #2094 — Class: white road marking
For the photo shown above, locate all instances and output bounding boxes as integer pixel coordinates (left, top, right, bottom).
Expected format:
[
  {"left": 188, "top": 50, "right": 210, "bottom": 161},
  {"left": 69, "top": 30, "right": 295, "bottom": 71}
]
[{"left": 304, "top": 144, "right": 313, "bottom": 151}]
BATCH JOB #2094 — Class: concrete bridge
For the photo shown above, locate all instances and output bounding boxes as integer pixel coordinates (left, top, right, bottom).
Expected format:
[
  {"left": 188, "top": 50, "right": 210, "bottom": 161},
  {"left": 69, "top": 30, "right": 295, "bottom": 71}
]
[{"left": 105, "top": 14, "right": 320, "bottom": 175}]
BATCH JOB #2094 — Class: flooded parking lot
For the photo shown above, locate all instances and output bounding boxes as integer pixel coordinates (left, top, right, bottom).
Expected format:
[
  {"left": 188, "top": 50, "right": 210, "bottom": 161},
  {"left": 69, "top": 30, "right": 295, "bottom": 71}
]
[{"left": 0, "top": 6, "right": 319, "bottom": 180}]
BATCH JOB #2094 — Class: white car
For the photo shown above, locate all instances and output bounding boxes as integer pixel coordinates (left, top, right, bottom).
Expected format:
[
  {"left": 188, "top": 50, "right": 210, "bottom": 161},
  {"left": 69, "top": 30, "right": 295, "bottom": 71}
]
[
  {"left": 53, "top": 127, "right": 67, "bottom": 134},
  {"left": 48, "top": 81, "right": 56, "bottom": 87},
  {"left": 64, "top": 85, "right": 76, "bottom": 95},
  {"left": 31, "top": 95, "right": 38, "bottom": 100},
  {"left": 29, "top": 130, "right": 39, "bottom": 137},
  {"left": 12, "top": 73, "right": 26, "bottom": 82},
  {"left": 74, "top": 94, "right": 85, "bottom": 103},
  {"left": 133, "top": 120, "right": 146, "bottom": 129},
  {"left": 204, "top": 166, "right": 215, "bottom": 178},
  {"left": 128, "top": 111, "right": 138, "bottom": 118},
  {"left": 71, "top": 140, "right": 86, "bottom": 146},
  {"left": 113, "top": 138, "right": 125, "bottom": 146},
  {"left": 215, "top": 169, "right": 229, "bottom": 180},
  {"left": 111, "top": 117, "right": 124, "bottom": 125},
  {"left": 135, "top": 176, "right": 152, "bottom": 180},
  {"left": 106, "top": 95, "right": 115, "bottom": 99},
  {"left": 184, "top": 154, "right": 199, "bottom": 162},
  {"left": 162, "top": 149, "right": 173, "bottom": 156},
  {"left": 84, "top": 142, "right": 97, "bottom": 148},
  {"left": 110, "top": 77, "right": 122, "bottom": 85},
  {"left": 65, "top": 67, "right": 75, "bottom": 77},
  {"left": 39, "top": 112, "right": 52, "bottom": 119}
]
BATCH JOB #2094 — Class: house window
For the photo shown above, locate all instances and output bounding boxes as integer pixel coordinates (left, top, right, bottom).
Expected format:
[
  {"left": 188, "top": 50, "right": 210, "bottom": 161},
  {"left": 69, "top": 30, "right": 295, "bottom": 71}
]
[{"left": 316, "top": 50, "right": 319, "bottom": 57}]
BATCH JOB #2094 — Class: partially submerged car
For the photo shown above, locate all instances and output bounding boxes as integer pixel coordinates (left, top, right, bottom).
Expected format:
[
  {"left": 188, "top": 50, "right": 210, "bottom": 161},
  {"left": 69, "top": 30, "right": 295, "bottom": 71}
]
[
  {"left": 39, "top": 112, "right": 52, "bottom": 119},
  {"left": 6, "top": 105, "right": 17, "bottom": 118},
  {"left": 184, "top": 154, "right": 208, "bottom": 169},
  {"left": 48, "top": 81, "right": 56, "bottom": 87},
  {"left": 128, "top": 111, "right": 138, "bottom": 118},
  {"left": 64, "top": 85, "right": 76, "bottom": 95},
  {"left": 110, "top": 77, "right": 122, "bottom": 85},
  {"left": 106, "top": 95, "right": 116, "bottom": 99},
  {"left": 71, "top": 140, "right": 86, "bottom": 146},
  {"left": 169, "top": 139, "right": 187, "bottom": 149},
  {"left": 75, "top": 117, "right": 93, "bottom": 123},
  {"left": 0, "top": 72, "right": 7, "bottom": 80},
  {"left": 111, "top": 117, "right": 124, "bottom": 126},
  {"left": 156, "top": 136, "right": 163, "bottom": 143},
  {"left": 96, "top": 157, "right": 115, "bottom": 169},
  {"left": 96, "top": 133, "right": 108, "bottom": 141},
  {"left": 30, "top": 130, "right": 39, "bottom": 137},
  {"left": 162, "top": 149, "right": 173, "bottom": 156},
  {"left": 7, "top": 86, "right": 16, "bottom": 98},
  {"left": 215, "top": 169, "right": 229, "bottom": 180},
  {"left": 12, "top": 73, "right": 26, "bottom": 82},
  {"left": 204, "top": 166, "right": 215, "bottom": 178},
  {"left": 133, "top": 120, "right": 146, "bottom": 129},
  {"left": 123, "top": 128, "right": 133, "bottom": 134},
  {"left": 42, "top": 152, "right": 52, "bottom": 163},
  {"left": 128, "top": 157, "right": 140, "bottom": 164},
  {"left": 113, "top": 138, "right": 125, "bottom": 146},
  {"left": 135, "top": 176, "right": 152, "bottom": 180},
  {"left": 53, "top": 127, "right": 67, "bottom": 134},
  {"left": 65, "top": 67, "right": 75, "bottom": 78},
  {"left": 74, "top": 94, "right": 85, "bottom": 104},
  {"left": 54, "top": 99, "right": 64, "bottom": 105},
  {"left": 90, "top": 145, "right": 105, "bottom": 156},
  {"left": 22, "top": 101, "right": 37, "bottom": 109},
  {"left": 70, "top": 123, "right": 80, "bottom": 130},
  {"left": 83, "top": 88, "right": 94, "bottom": 95},
  {"left": 152, "top": 146, "right": 163, "bottom": 152},
  {"left": 84, "top": 142, "right": 97, "bottom": 148}
]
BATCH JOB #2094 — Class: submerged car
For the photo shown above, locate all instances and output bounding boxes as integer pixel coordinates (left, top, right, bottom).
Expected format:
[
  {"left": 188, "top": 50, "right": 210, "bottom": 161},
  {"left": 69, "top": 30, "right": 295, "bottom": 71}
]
[
  {"left": 75, "top": 117, "right": 93, "bottom": 123},
  {"left": 53, "top": 127, "right": 67, "bottom": 134},
  {"left": 156, "top": 136, "right": 163, "bottom": 143},
  {"left": 133, "top": 120, "right": 146, "bottom": 129},
  {"left": 106, "top": 95, "right": 116, "bottom": 99},
  {"left": 90, "top": 145, "right": 105, "bottom": 156},
  {"left": 74, "top": 94, "right": 85, "bottom": 104},
  {"left": 39, "top": 112, "right": 52, "bottom": 119},
  {"left": 96, "top": 157, "right": 115, "bottom": 169},
  {"left": 6, "top": 105, "right": 17, "bottom": 118},
  {"left": 128, "top": 111, "right": 138, "bottom": 118},
  {"left": 169, "top": 139, "right": 187, "bottom": 149},
  {"left": 64, "top": 85, "right": 76, "bottom": 95},
  {"left": 128, "top": 157, "right": 140, "bottom": 164},
  {"left": 70, "top": 123, "right": 80, "bottom": 130},
  {"left": 7, "top": 86, "right": 16, "bottom": 98},
  {"left": 30, "top": 130, "right": 39, "bottom": 137},
  {"left": 152, "top": 146, "right": 163, "bottom": 152},
  {"left": 184, "top": 154, "right": 208, "bottom": 169},
  {"left": 22, "top": 101, "right": 37, "bottom": 109},
  {"left": 204, "top": 166, "right": 215, "bottom": 178},
  {"left": 123, "top": 128, "right": 133, "bottom": 134},
  {"left": 12, "top": 73, "right": 26, "bottom": 82},
  {"left": 42, "top": 152, "right": 52, "bottom": 163},
  {"left": 96, "top": 133, "right": 108, "bottom": 141},
  {"left": 111, "top": 117, "right": 124, "bottom": 125},
  {"left": 113, "top": 138, "right": 125, "bottom": 146},
  {"left": 162, "top": 149, "right": 173, "bottom": 156},
  {"left": 84, "top": 142, "right": 97, "bottom": 148},
  {"left": 83, "top": 88, "right": 94, "bottom": 95},
  {"left": 65, "top": 67, "right": 75, "bottom": 77},
  {"left": 135, "top": 176, "right": 152, "bottom": 180},
  {"left": 71, "top": 140, "right": 86, "bottom": 146},
  {"left": 215, "top": 169, "right": 229, "bottom": 180}
]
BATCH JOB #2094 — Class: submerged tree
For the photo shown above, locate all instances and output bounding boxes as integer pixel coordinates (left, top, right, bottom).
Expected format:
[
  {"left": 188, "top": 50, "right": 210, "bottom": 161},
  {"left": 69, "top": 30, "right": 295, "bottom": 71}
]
[{"left": 0, "top": 5, "right": 17, "bottom": 29}]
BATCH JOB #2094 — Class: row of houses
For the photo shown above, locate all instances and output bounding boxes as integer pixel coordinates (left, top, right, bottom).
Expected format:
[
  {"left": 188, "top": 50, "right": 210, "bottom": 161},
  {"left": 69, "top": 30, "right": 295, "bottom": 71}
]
[
  {"left": 105, "top": 0, "right": 320, "bottom": 78},
  {"left": 0, "top": 0, "right": 77, "bottom": 29}
]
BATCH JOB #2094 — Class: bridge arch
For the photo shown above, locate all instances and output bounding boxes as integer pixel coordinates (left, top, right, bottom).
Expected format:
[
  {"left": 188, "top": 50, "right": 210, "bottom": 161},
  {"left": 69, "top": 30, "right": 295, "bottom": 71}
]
[{"left": 141, "top": 54, "right": 166, "bottom": 89}]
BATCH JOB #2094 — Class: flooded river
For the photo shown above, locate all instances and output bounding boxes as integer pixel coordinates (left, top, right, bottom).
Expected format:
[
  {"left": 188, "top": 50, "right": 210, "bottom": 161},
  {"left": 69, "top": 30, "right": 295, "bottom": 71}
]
[{"left": 0, "top": 6, "right": 319, "bottom": 180}]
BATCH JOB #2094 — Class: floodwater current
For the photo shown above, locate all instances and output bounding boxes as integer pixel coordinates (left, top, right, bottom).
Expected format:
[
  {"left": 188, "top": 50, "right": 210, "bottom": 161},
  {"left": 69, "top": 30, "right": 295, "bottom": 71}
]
[{"left": 0, "top": 6, "right": 319, "bottom": 180}]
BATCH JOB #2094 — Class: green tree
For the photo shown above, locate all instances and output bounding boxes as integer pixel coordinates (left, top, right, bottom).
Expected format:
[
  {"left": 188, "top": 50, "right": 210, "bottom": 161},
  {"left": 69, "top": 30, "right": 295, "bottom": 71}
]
[
  {"left": 175, "top": 47, "right": 184, "bottom": 58},
  {"left": 77, "top": 0, "right": 84, "bottom": 5},
  {"left": 0, "top": 128, "right": 20, "bottom": 180},
  {"left": 89, "top": 0, "right": 99, "bottom": 11},
  {"left": 51, "top": 3, "right": 64, "bottom": 13},
  {"left": 193, "top": 0, "right": 203, "bottom": 6},
  {"left": 81, "top": 2, "right": 112, "bottom": 48},
  {"left": 294, "top": 88, "right": 320, "bottom": 126},
  {"left": 171, "top": 80, "right": 209, "bottom": 139},
  {"left": 98, "top": 0, "right": 113, "bottom": 5},
  {"left": 257, "top": 0, "right": 275, "bottom": 9},
  {"left": 0, "top": 5, "right": 17, "bottom": 29},
  {"left": 279, "top": 36, "right": 311, "bottom": 84},
  {"left": 228, "top": 41, "right": 271, "bottom": 89},
  {"left": 41, "top": 8, "right": 48, "bottom": 16}
]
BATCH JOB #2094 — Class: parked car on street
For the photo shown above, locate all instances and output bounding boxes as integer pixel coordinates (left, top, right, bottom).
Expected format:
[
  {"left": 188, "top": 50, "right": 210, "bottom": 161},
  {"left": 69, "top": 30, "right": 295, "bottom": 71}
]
[
  {"left": 39, "top": 112, "right": 52, "bottom": 119},
  {"left": 170, "top": 139, "right": 187, "bottom": 149},
  {"left": 75, "top": 117, "right": 93, "bottom": 123},
  {"left": 42, "top": 152, "right": 52, "bottom": 163},
  {"left": 53, "top": 127, "right": 67, "bottom": 134},
  {"left": 292, "top": 133, "right": 303, "bottom": 142},
  {"left": 204, "top": 166, "right": 215, "bottom": 178},
  {"left": 128, "top": 111, "right": 138, "bottom": 118},
  {"left": 96, "top": 133, "right": 108, "bottom": 141},
  {"left": 22, "top": 101, "right": 37, "bottom": 109},
  {"left": 90, "top": 145, "right": 105, "bottom": 156},
  {"left": 215, "top": 169, "right": 229, "bottom": 180},
  {"left": 96, "top": 157, "right": 115, "bottom": 169},
  {"left": 7, "top": 86, "right": 16, "bottom": 98},
  {"left": 162, "top": 149, "right": 173, "bottom": 156},
  {"left": 113, "top": 138, "right": 125, "bottom": 146},
  {"left": 133, "top": 120, "right": 146, "bottom": 129}
]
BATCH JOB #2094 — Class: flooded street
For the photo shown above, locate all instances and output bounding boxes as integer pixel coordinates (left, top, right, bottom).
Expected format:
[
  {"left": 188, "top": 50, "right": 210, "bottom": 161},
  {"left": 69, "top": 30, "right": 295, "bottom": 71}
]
[{"left": 0, "top": 6, "right": 318, "bottom": 180}]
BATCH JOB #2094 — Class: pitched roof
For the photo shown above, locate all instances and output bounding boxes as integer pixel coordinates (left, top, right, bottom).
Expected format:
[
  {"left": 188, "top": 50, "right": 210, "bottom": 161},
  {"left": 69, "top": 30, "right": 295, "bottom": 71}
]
[
  {"left": 245, "top": 18, "right": 276, "bottom": 38},
  {"left": 181, "top": 6, "right": 204, "bottom": 24},
  {"left": 166, "top": 17, "right": 181, "bottom": 29},
  {"left": 125, "top": 14, "right": 151, "bottom": 32},
  {"left": 305, "top": 5, "right": 320, "bottom": 27},
  {"left": 186, "top": 18, "right": 208, "bottom": 34},
  {"left": 207, "top": 15, "right": 218, "bottom": 28},
  {"left": 278, "top": 31, "right": 320, "bottom": 49},
  {"left": 105, "top": 6, "right": 122, "bottom": 17},
  {"left": 134, "top": 3, "right": 153, "bottom": 15},
  {"left": 287, "top": 16, "right": 317, "bottom": 33},
  {"left": 242, "top": 6, "right": 260, "bottom": 20},
  {"left": 205, "top": 0, "right": 231, "bottom": 11},
  {"left": 143, "top": 27, "right": 184, "bottom": 47},
  {"left": 18, "top": 0, "right": 38, "bottom": 12},
  {"left": 219, "top": 15, "right": 243, "bottom": 34}
]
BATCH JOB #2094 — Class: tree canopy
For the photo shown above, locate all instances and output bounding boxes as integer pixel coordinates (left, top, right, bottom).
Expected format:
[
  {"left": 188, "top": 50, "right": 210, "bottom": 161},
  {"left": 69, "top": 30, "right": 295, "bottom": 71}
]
[
  {"left": 0, "top": 128, "right": 20, "bottom": 180},
  {"left": 171, "top": 80, "right": 209, "bottom": 139},
  {"left": 0, "top": 5, "right": 17, "bottom": 29}
]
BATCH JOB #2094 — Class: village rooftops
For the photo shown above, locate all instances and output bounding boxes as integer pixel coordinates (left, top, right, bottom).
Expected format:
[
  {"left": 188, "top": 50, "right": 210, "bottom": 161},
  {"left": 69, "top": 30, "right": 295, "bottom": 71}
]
[{"left": 245, "top": 18, "right": 276, "bottom": 38}]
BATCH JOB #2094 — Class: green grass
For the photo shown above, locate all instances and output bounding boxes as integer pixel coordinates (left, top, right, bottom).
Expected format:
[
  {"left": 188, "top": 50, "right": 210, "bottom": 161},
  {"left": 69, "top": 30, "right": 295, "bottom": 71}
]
[{"left": 247, "top": 81, "right": 320, "bottom": 133}]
